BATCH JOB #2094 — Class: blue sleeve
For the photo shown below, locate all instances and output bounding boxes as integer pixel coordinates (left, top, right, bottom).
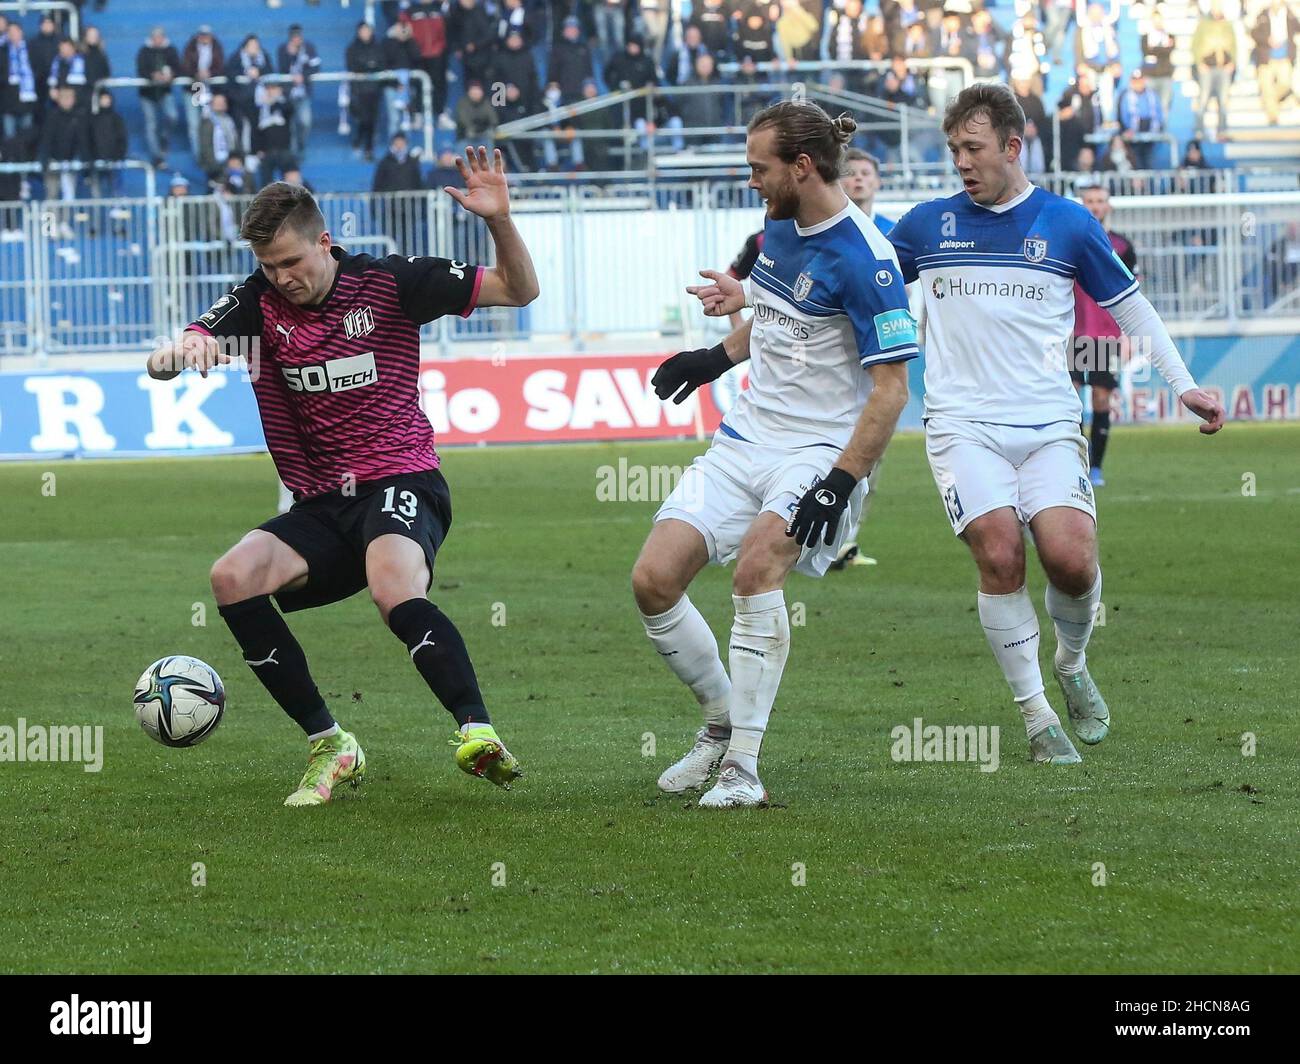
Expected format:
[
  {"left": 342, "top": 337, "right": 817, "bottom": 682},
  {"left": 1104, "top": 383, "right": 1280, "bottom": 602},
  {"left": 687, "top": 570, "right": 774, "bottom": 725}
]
[
  {"left": 887, "top": 207, "right": 921, "bottom": 283},
  {"left": 1076, "top": 215, "right": 1140, "bottom": 308},
  {"left": 840, "top": 254, "right": 920, "bottom": 368}
]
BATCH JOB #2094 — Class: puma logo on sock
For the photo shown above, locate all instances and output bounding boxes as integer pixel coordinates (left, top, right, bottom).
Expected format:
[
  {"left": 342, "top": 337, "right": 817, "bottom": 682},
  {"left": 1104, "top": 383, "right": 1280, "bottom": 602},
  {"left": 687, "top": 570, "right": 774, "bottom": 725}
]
[
  {"left": 409, "top": 631, "right": 436, "bottom": 658},
  {"left": 245, "top": 649, "right": 279, "bottom": 667}
]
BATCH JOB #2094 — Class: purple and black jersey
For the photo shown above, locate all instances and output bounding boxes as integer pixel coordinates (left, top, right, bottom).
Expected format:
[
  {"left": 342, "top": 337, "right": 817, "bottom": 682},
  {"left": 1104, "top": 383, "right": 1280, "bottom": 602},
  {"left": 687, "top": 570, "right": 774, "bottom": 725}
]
[{"left": 188, "top": 246, "right": 483, "bottom": 500}]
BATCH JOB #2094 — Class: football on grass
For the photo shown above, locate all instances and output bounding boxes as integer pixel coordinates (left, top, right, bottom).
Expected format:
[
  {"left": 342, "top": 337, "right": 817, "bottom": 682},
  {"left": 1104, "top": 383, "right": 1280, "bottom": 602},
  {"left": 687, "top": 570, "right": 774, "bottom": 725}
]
[{"left": 133, "top": 656, "right": 225, "bottom": 747}]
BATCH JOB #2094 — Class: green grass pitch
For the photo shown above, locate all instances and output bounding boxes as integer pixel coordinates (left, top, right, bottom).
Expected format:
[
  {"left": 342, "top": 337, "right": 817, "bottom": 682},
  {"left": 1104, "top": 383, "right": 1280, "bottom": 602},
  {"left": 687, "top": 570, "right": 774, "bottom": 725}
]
[{"left": 1, "top": 423, "right": 1296, "bottom": 973}]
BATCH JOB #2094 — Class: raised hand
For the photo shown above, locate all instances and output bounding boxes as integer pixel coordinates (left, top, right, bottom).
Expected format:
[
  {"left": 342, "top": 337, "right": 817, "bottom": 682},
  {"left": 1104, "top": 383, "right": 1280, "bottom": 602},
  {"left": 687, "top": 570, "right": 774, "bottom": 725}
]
[
  {"left": 443, "top": 146, "right": 512, "bottom": 222},
  {"left": 685, "top": 269, "right": 746, "bottom": 317}
]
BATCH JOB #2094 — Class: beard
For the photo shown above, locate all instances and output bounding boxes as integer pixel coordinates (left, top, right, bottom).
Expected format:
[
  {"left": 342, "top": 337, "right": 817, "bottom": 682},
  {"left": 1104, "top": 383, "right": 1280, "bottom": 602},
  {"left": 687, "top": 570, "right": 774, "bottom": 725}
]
[{"left": 764, "top": 175, "right": 800, "bottom": 221}]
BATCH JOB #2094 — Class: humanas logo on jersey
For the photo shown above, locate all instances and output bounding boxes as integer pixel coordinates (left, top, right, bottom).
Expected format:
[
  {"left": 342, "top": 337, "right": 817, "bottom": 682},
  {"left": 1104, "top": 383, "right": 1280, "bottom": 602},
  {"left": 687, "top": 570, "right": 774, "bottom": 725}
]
[
  {"left": 931, "top": 276, "right": 1047, "bottom": 301},
  {"left": 281, "top": 351, "right": 378, "bottom": 393},
  {"left": 753, "top": 302, "right": 811, "bottom": 339}
]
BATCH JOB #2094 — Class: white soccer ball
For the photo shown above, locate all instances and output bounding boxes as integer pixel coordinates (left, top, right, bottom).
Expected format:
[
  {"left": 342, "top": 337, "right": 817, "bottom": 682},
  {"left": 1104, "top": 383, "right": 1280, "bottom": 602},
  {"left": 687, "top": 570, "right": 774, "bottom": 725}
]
[{"left": 133, "top": 656, "right": 226, "bottom": 747}]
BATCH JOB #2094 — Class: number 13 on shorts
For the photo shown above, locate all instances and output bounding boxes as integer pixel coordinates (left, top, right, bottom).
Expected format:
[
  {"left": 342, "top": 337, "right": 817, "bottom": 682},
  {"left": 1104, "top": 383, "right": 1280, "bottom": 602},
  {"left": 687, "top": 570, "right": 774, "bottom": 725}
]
[{"left": 383, "top": 487, "right": 419, "bottom": 518}]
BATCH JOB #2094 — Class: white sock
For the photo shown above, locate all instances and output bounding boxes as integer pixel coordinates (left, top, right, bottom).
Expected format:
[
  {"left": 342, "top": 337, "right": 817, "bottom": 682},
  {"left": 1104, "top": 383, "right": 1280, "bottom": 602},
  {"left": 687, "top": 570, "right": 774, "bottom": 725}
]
[
  {"left": 1046, "top": 570, "right": 1102, "bottom": 673},
  {"left": 308, "top": 723, "right": 340, "bottom": 742},
  {"left": 640, "top": 594, "right": 731, "bottom": 734},
  {"left": 725, "top": 590, "right": 790, "bottom": 776},
  {"left": 978, "top": 587, "right": 1057, "bottom": 738}
]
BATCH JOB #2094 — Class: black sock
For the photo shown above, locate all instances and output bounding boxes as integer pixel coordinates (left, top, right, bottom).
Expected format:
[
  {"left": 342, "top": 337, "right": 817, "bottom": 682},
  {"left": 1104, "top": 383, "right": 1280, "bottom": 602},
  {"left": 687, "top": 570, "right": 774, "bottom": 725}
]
[
  {"left": 217, "top": 595, "right": 335, "bottom": 737},
  {"left": 388, "top": 598, "right": 490, "bottom": 728},
  {"left": 1091, "top": 409, "right": 1111, "bottom": 470}
]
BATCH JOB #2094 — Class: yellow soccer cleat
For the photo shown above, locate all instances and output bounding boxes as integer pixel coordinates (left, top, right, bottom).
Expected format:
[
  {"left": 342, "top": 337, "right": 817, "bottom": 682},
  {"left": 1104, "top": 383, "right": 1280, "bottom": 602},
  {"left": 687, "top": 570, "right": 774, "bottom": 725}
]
[
  {"left": 450, "top": 724, "right": 522, "bottom": 789},
  {"left": 284, "top": 729, "right": 366, "bottom": 807}
]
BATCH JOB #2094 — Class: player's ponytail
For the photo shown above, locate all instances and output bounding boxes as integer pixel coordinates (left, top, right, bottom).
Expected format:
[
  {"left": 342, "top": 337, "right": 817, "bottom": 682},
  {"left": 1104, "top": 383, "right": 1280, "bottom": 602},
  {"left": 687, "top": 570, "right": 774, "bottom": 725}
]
[{"left": 749, "top": 101, "right": 859, "bottom": 184}]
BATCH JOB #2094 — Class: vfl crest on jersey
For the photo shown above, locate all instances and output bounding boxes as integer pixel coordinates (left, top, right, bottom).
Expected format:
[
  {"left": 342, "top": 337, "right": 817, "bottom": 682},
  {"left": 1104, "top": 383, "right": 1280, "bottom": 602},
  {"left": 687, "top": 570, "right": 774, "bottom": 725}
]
[
  {"left": 343, "top": 305, "right": 375, "bottom": 339},
  {"left": 793, "top": 272, "right": 813, "bottom": 301},
  {"left": 1023, "top": 238, "right": 1048, "bottom": 263}
]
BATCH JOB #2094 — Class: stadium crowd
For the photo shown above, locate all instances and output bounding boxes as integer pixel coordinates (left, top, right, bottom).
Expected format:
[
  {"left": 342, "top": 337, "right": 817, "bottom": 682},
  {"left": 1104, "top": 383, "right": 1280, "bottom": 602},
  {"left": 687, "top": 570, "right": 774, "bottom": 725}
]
[{"left": 0, "top": 0, "right": 1297, "bottom": 203}]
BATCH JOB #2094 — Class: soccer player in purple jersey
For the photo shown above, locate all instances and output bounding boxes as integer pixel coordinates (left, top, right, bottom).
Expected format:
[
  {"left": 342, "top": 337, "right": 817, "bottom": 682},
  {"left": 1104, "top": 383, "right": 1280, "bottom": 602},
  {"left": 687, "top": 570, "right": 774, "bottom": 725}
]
[{"left": 146, "top": 147, "right": 539, "bottom": 806}]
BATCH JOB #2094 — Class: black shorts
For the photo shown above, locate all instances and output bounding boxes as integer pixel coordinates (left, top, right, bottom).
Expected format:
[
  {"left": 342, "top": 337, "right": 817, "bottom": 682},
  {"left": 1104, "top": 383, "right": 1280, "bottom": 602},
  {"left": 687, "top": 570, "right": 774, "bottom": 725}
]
[
  {"left": 259, "top": 469, "right": 452, "bottom": 613},
  {"left": 1068, "top": 335, "right": 1121, "bottom": 392}
]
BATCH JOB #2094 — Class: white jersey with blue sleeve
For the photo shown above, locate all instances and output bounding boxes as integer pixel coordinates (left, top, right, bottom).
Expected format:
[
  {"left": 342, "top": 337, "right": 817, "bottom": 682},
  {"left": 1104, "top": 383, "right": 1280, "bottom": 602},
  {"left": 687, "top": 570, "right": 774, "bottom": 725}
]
[
  {"left": 727, "top": 200, "right": 919, "bottom": 451},
  {"left": 889, "top": 184, "right": 1139, "bottom": 425}
]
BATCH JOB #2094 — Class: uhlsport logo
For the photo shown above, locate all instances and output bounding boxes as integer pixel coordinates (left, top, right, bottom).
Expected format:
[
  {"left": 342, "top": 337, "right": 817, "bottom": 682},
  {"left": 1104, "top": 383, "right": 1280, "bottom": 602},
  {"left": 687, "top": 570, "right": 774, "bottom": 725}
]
[
  {"left": 874, "top": 268, "right": 893, "bottom": 287},
  {"left": 793, "top": 271, "right": 814, "bottom": 301},
  {"left": 1023, "top": 237, "right": 1048, "bottom": 263}
]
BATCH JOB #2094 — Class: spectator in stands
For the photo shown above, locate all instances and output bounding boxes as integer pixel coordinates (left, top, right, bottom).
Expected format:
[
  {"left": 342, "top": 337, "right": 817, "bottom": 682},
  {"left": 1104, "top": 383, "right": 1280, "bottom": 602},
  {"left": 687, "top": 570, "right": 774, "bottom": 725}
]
[
  {"left": 550, "top": 16, "right": 595, "bottom": 103},
  {"left": 733, "top": 52, "right": 776, "bottom": 124},
  {"left": 1181, "top": 138, "right": 1209, "bottom": 170},
  {"left": 81, "top": 26, "right": 110, "bottom": 100},
  {"left": 638, "top": 0, "right": 672, "bottom": 67},
  {"left": 777, "top": 0, "right": 821, "bottom": 63},
  {"left": 883, "top": 0, "right": 923, "bottom": 55},
  {"left": 538, "top": 81, "right": 582, "bottom": 170},
  {"left": 1100, "top": 131, "right": 1135, "bottom": 173},
  {"left": 181, "top": 26, "right": 224, "bottom": 154},
  {"left": 666, "top": 23, "right": 710, "bottom": 86},
  {"left": 373, "top": 131, "right": 424, "bottom": 192},
  {"left": 135, "top": 26, "right": 181, "bottom": 168},
  {"left": 1038, "top": 0, "right": 1074, "bottom": 67},
  {"left": 222, "top": 151, "right": 250, "bottom": 194},
  {"left": 966, "top": 8, "right": 1008, "bottom": 80},
  {"left": 455, "top": 79, "right": 498, "bottom": 141},
  {"left": 30, "top": 16, "right": 60, "bottom": 110},
  {"left": 1252, "top": 0, "right": 1300, "bottom": 126},
  {"left": 1012, "top": 76, "right": 1051, "bottom": 172},
  {"left": 1193, "top": 1, "right": 1236, "bottom": 140},
  {"left": 604, "top": 31, "right": 656, "bottom": 108},
  {"left": 1056, "top": 67, "right": 1100, "bottom": 171},
  {"left": 1022, "top": 117, "right": 1046, "bottom": 174},
  {"left": 88, "top": 88, "right": 126, "bottom": 198},
  {"left": 733, "top": 1, "right": 781, "bottom": 65},
  {"left": 47, "top": 37, "right": 89, "bottom": 111},
  {"left": 168, "top": 171, "right": 189, "bottom": 197},
  {"left": 449, "top": 0, "right": 495, "bottom": 88},
  {"left": 281, "top": 165, "right": 312, "bottom": 193},
  {"left": 252, "top": 80, "right": 296, "bottom": 185},
  {"left": 1116, "top": 69, "right": 1163, "bottom": 170},
  {"left": 822, "top": 0, "right": 871, "bottom": 65},
  {"left": 0, "top": 128, "right": 28, "bottom": 231},
  {"left": 903, "top": 21, "right": 933, "bottom": 61},
  {"left": 346, "top": 21, "right": 386, "bottom": 161},
  {"left": 1009, "top": 10, "right": 1048, "bottom": 86},
  {"left": 38, "top": 86, "right": 88, "bottom": 201},
  {"left": 496, "top": 0, "right": 541, "bottom": 49},
  {"left": 1075, "top": 3, "right": 1121, "bottom": 116},
  {"left": 1140, "top": 9, "right": 1176, "bottom": 121},
  {"left": 678, "top": 51, "right": 728, "bottom": 133},
  {"left": 197, "top": 92, "right": 240, "bottom": 182},
  {"left": 225, "top": 35, "right": 270, "bottom": 155},
  {"left": 493, "top": 28, "right": 543, "bottom": 113},
  {"left": 695, "top": 0, "right": 734, "bottom": 61},
  {"left": 1074, "top": 143, "right": 1097, "bottom": 176},
  {"left": 570, "top": 77, "right": 619, "bottom": 170},
  {"left": 429, "top": 147, "right": 461, "bottom": 190},
  {"left": 935, "top": 11, "right": 965, "bottom": 60},
  {"left": 278, "top": 25, "right": 321, "bottom": 159},
  {"left": 383, "top": 21, "right": 419, "bottom": 142},
  {"left": 403, "top": 0, "right": 452, "bottom": 128},
  {"left": 593, "top": 0, "right": 629, "bottom": 60},
  {"left": 499, "top": 81, "right": 537, "bottom": 171}
]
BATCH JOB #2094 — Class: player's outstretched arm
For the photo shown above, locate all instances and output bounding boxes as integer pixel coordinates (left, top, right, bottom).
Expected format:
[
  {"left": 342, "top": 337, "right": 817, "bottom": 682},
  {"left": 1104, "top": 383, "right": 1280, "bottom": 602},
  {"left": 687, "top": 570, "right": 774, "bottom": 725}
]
[
  {"left": 787, "top": 359, "right": 909, "bottom": 547},
  {"left": 1108, "top": 293, "right": 1226, "bottom": 434},
  {"left": 686, "top": 269, "right": 746, "bottom": 317},
  {"left": 146, "top": 330, "right": 232, "bottom": 381},
  {"left": 652, "top": 319, "right": 752, "bottom": 405},
  {"left": 442, "top": 146, "right": 539, "bottom": 308}
]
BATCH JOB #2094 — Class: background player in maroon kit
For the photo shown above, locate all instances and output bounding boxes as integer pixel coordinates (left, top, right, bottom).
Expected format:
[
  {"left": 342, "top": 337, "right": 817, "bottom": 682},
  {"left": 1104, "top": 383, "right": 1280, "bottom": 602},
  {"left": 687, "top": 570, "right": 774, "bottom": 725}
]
[
  {"left": 1071, "top": 184, "right": 1138, "bottom": 488},
  {"left": 146, "top": 147, "right": 539, "bottom": 806}
]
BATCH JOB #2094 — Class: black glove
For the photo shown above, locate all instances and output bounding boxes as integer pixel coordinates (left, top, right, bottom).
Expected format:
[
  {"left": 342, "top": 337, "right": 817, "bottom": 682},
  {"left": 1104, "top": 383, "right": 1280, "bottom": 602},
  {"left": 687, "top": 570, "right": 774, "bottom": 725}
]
[
  {"left": 651, "top": 343, "right": 733, "bottom": 404},
  {"left": 787, "top": 467, "right": 858, "bottom": 547}
]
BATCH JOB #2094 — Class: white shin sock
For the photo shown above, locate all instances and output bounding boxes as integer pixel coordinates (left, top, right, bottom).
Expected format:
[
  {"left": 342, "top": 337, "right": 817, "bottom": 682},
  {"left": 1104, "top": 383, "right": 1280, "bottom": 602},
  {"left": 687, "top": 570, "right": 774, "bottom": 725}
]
[
  {"left": 1046, "top": 571, "right": 1102, "bottom": 673},
  {"left": 640, "top": 594, "right": 731, "bottom": 733},
  {"left": 978, "top": 586, "right": 1058, "bottom": 738},
  {"left": 725, "top": 590, "right": 790, "bottom": 775}
]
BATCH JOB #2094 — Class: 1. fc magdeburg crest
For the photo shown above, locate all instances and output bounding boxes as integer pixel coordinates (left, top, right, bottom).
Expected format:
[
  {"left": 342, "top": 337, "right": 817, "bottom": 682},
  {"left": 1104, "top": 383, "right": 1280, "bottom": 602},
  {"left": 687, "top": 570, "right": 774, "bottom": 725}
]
[
  {"left": 793, "top": 272, "right": 813, "bottom": 301},
  {"left": 1023, "top": 238, "right": 1048, "bottom": 263}
]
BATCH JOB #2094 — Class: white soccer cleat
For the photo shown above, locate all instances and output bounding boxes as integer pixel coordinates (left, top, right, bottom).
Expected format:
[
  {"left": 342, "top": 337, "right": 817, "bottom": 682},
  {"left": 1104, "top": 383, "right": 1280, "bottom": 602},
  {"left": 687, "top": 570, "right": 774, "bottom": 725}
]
[
  {"left": 1054, "top": 661, "right": 1110, "bottom": 745},
  {"left": 697, "top": 762, "right": 768, "bottom": 808},
  {"left": 1028, "top": 723, "right": 1082, "bottom": 765},
  {"left": 657, "top": 727, "right": 728, "bottom": 793}
]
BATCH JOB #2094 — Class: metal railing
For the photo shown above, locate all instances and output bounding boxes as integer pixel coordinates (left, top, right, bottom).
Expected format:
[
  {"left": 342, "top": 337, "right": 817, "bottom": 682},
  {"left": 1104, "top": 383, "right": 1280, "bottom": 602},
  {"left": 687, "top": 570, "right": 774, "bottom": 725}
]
[{"left": 2, "top": 184, "right": 1298, "bottom": 361}]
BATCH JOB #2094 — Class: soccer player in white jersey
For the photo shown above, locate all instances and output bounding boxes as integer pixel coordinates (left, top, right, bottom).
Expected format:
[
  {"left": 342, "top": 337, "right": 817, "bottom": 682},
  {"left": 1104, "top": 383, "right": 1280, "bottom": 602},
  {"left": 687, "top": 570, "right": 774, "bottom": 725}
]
[
  {"left": 631, "top": 102, "right": 919, "bottom": 807},
  {"left": 886, "top": 84, "right": 1226, "bottom": 763}
]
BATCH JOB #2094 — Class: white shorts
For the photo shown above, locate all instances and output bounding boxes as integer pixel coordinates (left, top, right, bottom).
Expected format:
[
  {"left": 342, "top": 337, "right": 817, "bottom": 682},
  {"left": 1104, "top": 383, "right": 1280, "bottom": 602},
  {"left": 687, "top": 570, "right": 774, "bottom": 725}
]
[
  {"left": 924, "top": 418, "right": 1095, "bottom": 536},
  {"left": 655, "top": 431, "right": 867, "bottom": 578}
]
